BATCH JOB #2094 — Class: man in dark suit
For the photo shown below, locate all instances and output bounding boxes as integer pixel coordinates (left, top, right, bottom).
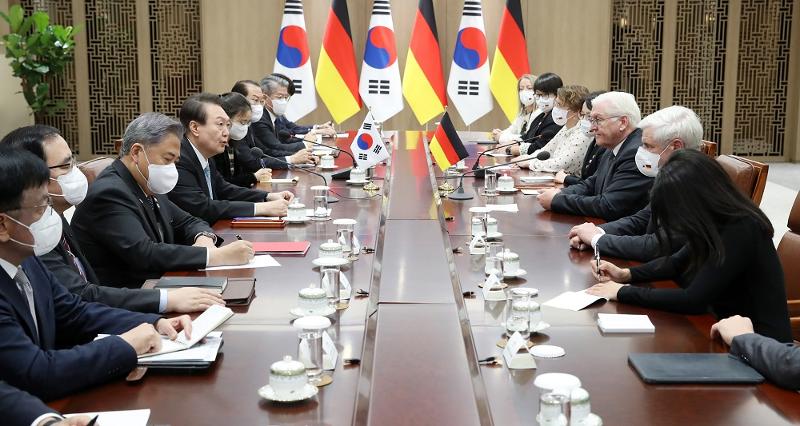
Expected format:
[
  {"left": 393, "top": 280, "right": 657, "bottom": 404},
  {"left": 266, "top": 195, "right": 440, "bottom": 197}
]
[
  {"left": 169, "top": 93, "right": 294, "bottom": 224},
  {"left": 267, "top": 73, "right": 336, "bottom": 138},
  {"left": 251, "top": 75, "right": 315, "bottom": 160},
  {"left": 538, "top": 91, "right": 654, "bottom": 221},
  {"left": 1, "top": 380, "right": 91, "bottom": 426},
  {"left": 0, "top": 145, "right": 191, "bottom": 400},
  {"left": 712, "top": 315, "right": 800, "bottom": 390},
  {"left": 1, "top": 125, "right": 224, "bottom": 313},
  {"left": 72, "top": 113, "right": 254, "bottom": 288},
  {"left": 567, "top": 106, "right": 704, "bottom": 261}
]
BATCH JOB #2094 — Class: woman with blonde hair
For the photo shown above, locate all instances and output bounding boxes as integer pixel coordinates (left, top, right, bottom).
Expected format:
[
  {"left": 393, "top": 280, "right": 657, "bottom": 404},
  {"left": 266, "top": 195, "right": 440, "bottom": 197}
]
[{"left": 491, "top": 73, "right": 538, "bottom": 143}]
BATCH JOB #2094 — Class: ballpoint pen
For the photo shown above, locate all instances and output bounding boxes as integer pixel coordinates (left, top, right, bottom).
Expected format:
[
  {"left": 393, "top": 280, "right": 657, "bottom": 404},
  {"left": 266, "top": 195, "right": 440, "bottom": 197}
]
[
  {"left": 86, "top": 415, "right": 99, "bottom": 426},
  {"left": 594, "top": 249, "right": 601, "bottom": 275},
  {"left": 235, "top": 234, "right": 243, "bottom": 241}
]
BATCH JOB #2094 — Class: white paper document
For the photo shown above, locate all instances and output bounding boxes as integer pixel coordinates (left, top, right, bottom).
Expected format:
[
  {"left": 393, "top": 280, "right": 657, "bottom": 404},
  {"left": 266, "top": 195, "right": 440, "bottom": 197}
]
[
  {"left": 519, "top": 175, "right": 555, "bottom": 183},
  {"left": 66, "top": 409, "right": 150, "bottom": 425},
  {"left": 139, "top": 305, "right": 233, "bottom": 358},
  {"left": 543, "top": 290, "right": 607, "bottom": 311},
  {"left": 485, "top": 151, "right": 512, "bottom": 158},
  {"left": 521, "top": 189, "right": 541, "bottom": 196},
  {"left": 139, "top": 332, "right": 223, "bottom": 364},
  {"left": 597, "top": 313, "right": 655, "bottom": 333},
  {"left": 201, "top": 254, "right": 280, "bottom": 271},
  {"left": 486, "top": 204, "right": 519, "bottom": 213},
  {"left": 336, "top": 133, "right": 350, "bottom": 138}
]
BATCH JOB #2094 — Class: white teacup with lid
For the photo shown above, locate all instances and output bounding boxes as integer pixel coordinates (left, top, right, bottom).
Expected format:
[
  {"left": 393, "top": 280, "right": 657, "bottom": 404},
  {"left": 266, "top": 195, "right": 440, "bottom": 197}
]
[
  {"left": 319, "top": 239, "right": 343, "bottom": 258},
  {"left": 350, "top": 167, "right": 367, "bottom": 183},
  {"left": 269, "top": 355, "right": 308, "bottom": 399},
  {"left": 501, "top": 248, "right": 519, "bottom": 274},
  {"left": 287, "top": 201, "right": 306, "bottom": 221},
  {"left": 298, "top": 286, "right": 328, "bottom": 314},
  {"left": 320, "top": 154, "right": 335, "bottom": 168},
  {"left": 498, "top": 174, "right": 515, "bottom": 190}
]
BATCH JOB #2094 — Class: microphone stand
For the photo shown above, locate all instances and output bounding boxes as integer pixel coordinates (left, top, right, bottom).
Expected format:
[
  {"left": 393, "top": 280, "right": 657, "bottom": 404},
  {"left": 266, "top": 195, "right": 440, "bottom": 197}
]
[
  {"left": 448, "top": 157, "right": 539, "bottom": 201},
  {"left": 257, "top": 150, "right": 339, "bottom": 203}
]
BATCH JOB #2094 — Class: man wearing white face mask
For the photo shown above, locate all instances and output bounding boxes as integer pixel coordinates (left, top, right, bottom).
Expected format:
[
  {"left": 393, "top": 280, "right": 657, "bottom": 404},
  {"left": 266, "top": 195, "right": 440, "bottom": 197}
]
[
  {"left": 1, "top": 125, "right": 225, "bottom": 315},
  {"left": 169, "top": 93, "right": 294, "bottom": 224},
  {"left": 0, "top": 145, "right": 195, "bottom": 400},
  {"left": 568, "top": 105, "right": 703, "bottom": 261},
  {"left": 269, "top": 73, "right": 336, "bottom": 139},
  {"left": 72, "top": 113, "right": 255, "bottom": 289}
]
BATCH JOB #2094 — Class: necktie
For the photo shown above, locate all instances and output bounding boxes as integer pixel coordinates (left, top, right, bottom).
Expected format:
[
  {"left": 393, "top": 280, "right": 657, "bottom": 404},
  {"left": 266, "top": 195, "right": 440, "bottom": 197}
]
[
  {"left": 14, "top": 269, "right": 40, "bottom": 341},
  {"left": 203, "top": 165, "right": 214, "bottom": 200},
  {"left": 60, "top": 236, "right": 87, "bottom": 282}
]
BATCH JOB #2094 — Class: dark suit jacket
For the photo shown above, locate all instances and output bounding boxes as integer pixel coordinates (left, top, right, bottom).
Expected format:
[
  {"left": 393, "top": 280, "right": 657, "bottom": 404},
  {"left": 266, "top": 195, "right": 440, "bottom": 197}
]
[
  {"left": 72, "top": 160, "right": 211, "bottom": 288},
  {"left": 596, "top": 204, "right": 660, "bottom": 261},
  {"left": 275, "top": 115, "right": 312, "bottom": 135},
  {"left": 731, "top": 333, "right": 800, "bottom": 390},
  {"left": 0, "top": 256, "right": 160, "bottom": 400},
  {"left": 551, "top": 128, "right": 653, "bottom": 221},
  {"left": 563, "top": 138, "right": 605, "bottom": 187},
  {"left": 228, "top": 129, "right": 291, "bottom": 173},
  {"left": 523, "top": 111, "right": 562, "bottom": 154},
  {"left": 1, "top": 380, "right": 58, "bottom": 426},
  {"left": 39, "top": 215, "right": 161, "bottom": 312},
  {"left": 251, "top": 113, "right": 305, "bottom": 156},
  {"left": 212, "top": 145, "right": 258, "bottom": 188},
  {"left": 169, "top": 137, "right": 269, "bottom": 224}
]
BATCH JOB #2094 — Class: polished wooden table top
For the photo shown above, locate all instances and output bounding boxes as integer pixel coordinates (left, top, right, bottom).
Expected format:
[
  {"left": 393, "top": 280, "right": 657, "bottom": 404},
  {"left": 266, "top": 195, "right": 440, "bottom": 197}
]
[{"left": 51, "top": 131, "right": 800, "bottom": 425}]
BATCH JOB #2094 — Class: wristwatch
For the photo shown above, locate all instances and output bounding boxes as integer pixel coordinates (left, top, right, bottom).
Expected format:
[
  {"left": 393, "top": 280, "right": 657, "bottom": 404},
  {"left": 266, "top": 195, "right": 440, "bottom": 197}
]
[
  {"left": 505, "top": 147, "right": 512, "bottom": 155},
  {"left": 194, "top": 231, "right": 218, "bottom": 245}
]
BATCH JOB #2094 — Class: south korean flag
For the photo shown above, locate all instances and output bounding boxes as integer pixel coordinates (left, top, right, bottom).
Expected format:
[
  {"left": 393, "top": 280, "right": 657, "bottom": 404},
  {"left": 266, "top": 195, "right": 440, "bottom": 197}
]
[{"left": 350, "top": 112, "right": 389, "bottom": 169}]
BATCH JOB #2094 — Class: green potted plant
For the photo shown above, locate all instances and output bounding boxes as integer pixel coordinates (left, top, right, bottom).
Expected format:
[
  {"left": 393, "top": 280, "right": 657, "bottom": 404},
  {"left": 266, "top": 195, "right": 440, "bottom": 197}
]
[{"left": 1, "top": 4, "right": 79, "bottom": 119}]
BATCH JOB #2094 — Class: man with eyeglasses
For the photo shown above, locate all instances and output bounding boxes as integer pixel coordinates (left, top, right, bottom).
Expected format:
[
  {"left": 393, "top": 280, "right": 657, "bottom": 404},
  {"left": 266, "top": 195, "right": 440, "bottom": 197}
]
[
  {"left": 537, "top": 91, "right": 654, "bottom": 221},
  {"left": 250, "top": 74, "right": 319, "bottom": 164},
  {"left": 1, "top": 125, "right": 225, "bottom": 314},
  {"left": 0, "top": 144, "right": 192, "bottom": 401}
]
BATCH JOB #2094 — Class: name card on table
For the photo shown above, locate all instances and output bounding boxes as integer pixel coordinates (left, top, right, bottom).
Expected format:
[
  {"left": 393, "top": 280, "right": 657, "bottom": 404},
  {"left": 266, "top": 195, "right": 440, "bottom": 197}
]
[
  {"left": 482, "top": 272, "right": 506, "bottom": 301},
  {"left": 323, "top": 330, "right": 339, "bottom": 370},
  {"left": 502, "top": 331, "right": 537, "bottom": 370},
  {"left": 486, "top": 204, "right": 519, "bottom": 213}
]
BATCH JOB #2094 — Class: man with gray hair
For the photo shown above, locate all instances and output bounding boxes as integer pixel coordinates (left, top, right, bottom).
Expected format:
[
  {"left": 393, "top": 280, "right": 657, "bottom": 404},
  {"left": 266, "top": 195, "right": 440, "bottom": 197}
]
[
  {"left": 538, "top": 91, "right": 653, "bottom": 221},
  {"left": 568, "top": 105, "right": 704, "bottom": 261},
  {"left": 72, "top": 112, "right": 254, "bottom": 288},
  {"left": 251, "top": 75, "right": 317, "bottom": 162}
]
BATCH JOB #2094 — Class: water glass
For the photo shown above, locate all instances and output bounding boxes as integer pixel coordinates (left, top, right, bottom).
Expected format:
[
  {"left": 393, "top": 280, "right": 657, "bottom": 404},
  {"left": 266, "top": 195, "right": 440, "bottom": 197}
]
[
  {"left": 485, "top": 241, "right": 505, "bottom": 276},
  {"left": 484, "top": 170, "right": 498, "bottom": 196},
  {"left": 320, "top": 266, "right": 341, "bottom": 308}
]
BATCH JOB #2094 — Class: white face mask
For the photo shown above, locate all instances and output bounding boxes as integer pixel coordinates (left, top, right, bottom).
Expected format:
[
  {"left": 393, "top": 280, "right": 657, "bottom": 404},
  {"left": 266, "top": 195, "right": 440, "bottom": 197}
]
[
  {"left": 134, "top": 146, "right": 179, "bottom": 194},
  {"left": 579, "top": 118, "right": 593, "bottom": 137},
  {"left": 519, "top": 90, "right": 536, "bottom": 107},
  {"left": 5, "top": 206, "right": 63, "bottom": 256},
  {"left": 551, "top": 106, "right": 570, "bottom": 126},
  {"left": 229, "top": 122, "right": 249, "bottom": 141},
  {"left": 50, "top": 166, "right": 88, "bottom": 206},
  {"left": 271, "top": 98, "right": 288, "bottom": 116},
  {"left": 536, "top": 95, "right": 555, "bottom": 112},
  {"left": 250, "top": 104, "right": 264, "bottom": 123},
  {"left": 635, "top": 145, "right": 670, "bottom": 177}
]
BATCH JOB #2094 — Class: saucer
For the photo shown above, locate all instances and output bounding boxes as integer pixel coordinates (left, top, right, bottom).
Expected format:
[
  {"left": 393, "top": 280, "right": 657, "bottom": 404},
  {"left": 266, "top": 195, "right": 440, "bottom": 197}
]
[
  {"left": 347, "top": 179, "right": 368, "bottom": 186},
  {"left": 258, "top": 383, "right": 318, "bottom": 403},
  {"left": 290, "top": 306, "right": 337, "bottom": 317},
  {"left": 285, "top": 217, "right": 310, "bottom": 224},
  {"left": 503, "top": 268, "right": 527, "bottom": 279},
  {"left": 533, "top": 372, "right": 582, "bottom": 392},
  {"left": 530, "top": 344, "right": 565, "bottom": 358},
  {"left": 318, "top": 165, "right": 337, "bottom": 170},
  {"left": 312, "top": 257, "right": 350, "bottom": 268},
  {"left": 497, "top": 187, "right": 518, "bottom": 193},
  {"left": 530, "top": 321, "right": 551, "bottom": 333}
]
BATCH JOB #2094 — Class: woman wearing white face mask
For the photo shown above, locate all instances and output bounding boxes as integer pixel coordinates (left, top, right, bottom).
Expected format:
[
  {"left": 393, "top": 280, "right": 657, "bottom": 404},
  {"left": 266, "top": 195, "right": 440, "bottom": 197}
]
[
  {"left": 491, "top": 74, "right": 538, "bottom": 143},
  {"left": 508, "top": 72, "right": 564, "bottom": 156},
  {"left": 555, "top": 90, "right": 608, "bottom": 187},
  {"left": 516, "top": 85, "right": 592, "bottom": 175},
  {"left": 211, "top": 92, "right": 272, "bottom": 188}
]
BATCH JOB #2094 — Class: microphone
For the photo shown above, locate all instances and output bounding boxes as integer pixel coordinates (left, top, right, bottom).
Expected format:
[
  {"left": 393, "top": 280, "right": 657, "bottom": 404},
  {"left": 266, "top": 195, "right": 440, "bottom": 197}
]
[
  {"left": 448, "top": 151, "right": 551, "bottom": 201},
  {"left": 281, "top": 129, "right": 357, "bottom": 166},
  {"left": 472, "top": 135, "right": 542, "bottom": 178},
  {"left": 250, "top": 147, "right": 339, "bottom": 203}
]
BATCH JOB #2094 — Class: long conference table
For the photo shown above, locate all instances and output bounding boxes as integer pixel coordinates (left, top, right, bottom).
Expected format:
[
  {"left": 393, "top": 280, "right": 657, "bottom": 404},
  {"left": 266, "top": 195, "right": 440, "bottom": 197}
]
[{"left": 51, "top": 131, "right": 800, "bottom": 425}]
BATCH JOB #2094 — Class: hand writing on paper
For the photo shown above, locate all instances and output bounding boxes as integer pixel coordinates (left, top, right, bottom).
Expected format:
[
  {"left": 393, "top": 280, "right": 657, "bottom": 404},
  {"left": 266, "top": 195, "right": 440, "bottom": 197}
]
[
  {"left": 586, "top": 281, "right": 625, "bottom": 301},
  {"left": 591, "top": 260, "right": 631, "bottom": 283}
]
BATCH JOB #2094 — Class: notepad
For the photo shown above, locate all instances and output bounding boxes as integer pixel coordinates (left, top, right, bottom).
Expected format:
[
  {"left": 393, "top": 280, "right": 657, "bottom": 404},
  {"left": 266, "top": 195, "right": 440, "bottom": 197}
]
[
  {"left": 252, "top": 241, "right": 310, "bottom": 256},
  {"left": 66, "top": 409, "right": 150, "bottom": 426},
  {"left": 139, "top": 305, "right": 233, "bottom": 358},
  {"left": 520, "top": 175, "right": 555, "bottom": 183},
  {"left": 543, "top": 290, "right": 607, "bottom": 311},
  {"left": 139, "top": 332, "right": 223, "bottom": 364},
  {"left": 200, "top": 254, "right": 280, "bottom": 271},
  {"left": 597, "top": 313, "right": 655, "bottom": 333},
  {"left": 155, "top": 277, "right": 227, "bottom": 292}
]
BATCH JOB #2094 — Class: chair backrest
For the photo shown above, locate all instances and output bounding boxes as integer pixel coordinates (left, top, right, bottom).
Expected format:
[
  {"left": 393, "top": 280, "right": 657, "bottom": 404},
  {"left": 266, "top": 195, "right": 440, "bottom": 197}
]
[
  {"left": 78, "top": 157, "right": 114, "bottom": 186},
  {"left": 114, "top": 139, "right": 123, "bottom": 154},
  {"left": 715, "top": 154, "right": 769, "bottom": 205},
  {"left": 700, "top": 140, "right": 717, "bottom": 157},
  {"left": 778, "top": 192, "right": 800, "bottom": 340}
]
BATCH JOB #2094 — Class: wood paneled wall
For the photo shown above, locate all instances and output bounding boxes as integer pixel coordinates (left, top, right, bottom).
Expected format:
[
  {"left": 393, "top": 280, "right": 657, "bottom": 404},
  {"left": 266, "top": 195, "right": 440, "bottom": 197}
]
[{"left": 201, "top": 0, "right": 613, "bottom": 131}]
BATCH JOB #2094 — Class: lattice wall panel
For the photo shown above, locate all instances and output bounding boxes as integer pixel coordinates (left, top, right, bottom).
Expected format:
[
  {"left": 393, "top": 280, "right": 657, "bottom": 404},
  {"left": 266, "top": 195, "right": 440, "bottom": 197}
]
[
  {"left": 732, "top": 0, "right": 792, "bottom": 157},
  {"left": 22, "top": 0, "right": 80, "bottom": 155},
  {"left": 610, "top": 0, "right": 664, "bottom": 116},
  {"left": 673, "top": 0, "right": 727, "bottom": 144},
  {"left": 85, "top": 1, "right": 139, "bottom": 155},
  {"left": 149, "top": 0, "right": 202, "bottom": 118}
]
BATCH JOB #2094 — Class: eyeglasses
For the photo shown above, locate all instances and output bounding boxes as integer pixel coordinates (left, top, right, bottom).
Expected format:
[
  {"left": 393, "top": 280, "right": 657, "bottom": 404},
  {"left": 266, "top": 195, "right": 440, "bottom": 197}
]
[
  {"left": 587, "top": 115, "right": 623, "bottom": 126},
  {"left": 270, "top": 94, "right": 291, "bottom": 101},
  {"left": 48, "top": 155, "right": 77, "bottom": 171},
  {"left": 5, "top": 197, "right": 53, "bottom": 217}
]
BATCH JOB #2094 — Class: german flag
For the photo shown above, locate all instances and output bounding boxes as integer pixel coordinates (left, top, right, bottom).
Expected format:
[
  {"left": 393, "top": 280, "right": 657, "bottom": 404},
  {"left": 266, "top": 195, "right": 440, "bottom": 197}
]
[
  {"left": 429, "top": 112, "right": 468, "bottom": 171},
  {"left": 315, "top": 0, "right": 361, "bottom": 124},
  {"left": 402, "top": 0, "right": 446, "bottom": 126},
  {"left": 489, "top": 0, "right": 530, "bottom": 123}
]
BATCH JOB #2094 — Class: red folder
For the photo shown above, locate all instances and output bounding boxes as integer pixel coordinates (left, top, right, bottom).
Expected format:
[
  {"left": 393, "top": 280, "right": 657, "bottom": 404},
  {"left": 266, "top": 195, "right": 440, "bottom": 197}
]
[{"left": 252, "top": 241, "right": 311, "bottom": 256}]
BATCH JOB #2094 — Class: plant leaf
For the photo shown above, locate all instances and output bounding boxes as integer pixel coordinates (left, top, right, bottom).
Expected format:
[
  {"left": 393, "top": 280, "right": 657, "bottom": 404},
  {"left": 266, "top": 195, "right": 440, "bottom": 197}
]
[
  {"left": 7, "top": 5, "right": 24, "bottom": 33},
  {"left": 31, "top": 11, "right": 49, "bottom": 33}
]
